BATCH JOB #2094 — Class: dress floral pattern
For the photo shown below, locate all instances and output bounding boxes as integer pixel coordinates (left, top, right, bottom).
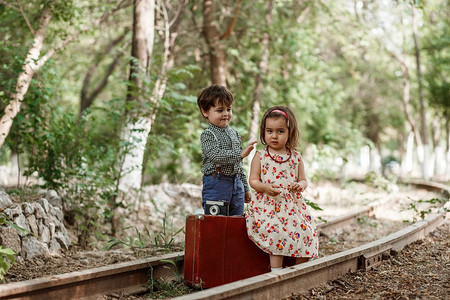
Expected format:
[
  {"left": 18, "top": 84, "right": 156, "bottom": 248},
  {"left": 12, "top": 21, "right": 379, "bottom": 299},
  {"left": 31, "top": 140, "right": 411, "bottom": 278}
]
[{"left": 245, "top": 148, "right": 319, "bottom": 258}]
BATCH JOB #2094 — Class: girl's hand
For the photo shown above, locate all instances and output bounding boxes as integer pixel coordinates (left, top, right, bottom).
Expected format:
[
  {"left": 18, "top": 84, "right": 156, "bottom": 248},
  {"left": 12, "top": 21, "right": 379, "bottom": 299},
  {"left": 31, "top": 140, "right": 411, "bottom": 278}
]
[
  {"left": 241, "top": 140, "right": 257, "bottom": 158},
  {"left": 265, "top": 184, "right": 281, "bottom": 196},
  {"left": 291, "top": 181, "right": 307, "bottom": 192}
]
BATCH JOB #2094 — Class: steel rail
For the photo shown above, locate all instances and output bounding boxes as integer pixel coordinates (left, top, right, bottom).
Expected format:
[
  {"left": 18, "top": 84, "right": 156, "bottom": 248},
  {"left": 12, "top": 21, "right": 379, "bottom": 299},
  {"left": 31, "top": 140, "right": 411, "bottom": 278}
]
[{"left": 0, "top": 252, "right": 184, "bottom": 300}]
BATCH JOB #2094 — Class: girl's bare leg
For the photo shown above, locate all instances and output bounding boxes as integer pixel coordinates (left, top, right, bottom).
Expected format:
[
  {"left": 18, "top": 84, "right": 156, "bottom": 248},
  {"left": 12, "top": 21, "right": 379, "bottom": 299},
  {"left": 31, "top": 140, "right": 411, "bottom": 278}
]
[
  {"left": 269, "top": 255, "right": 283, "bottom": 268},
  {"left": 295, "top": 257, "right": 309, "bottom": 265}
]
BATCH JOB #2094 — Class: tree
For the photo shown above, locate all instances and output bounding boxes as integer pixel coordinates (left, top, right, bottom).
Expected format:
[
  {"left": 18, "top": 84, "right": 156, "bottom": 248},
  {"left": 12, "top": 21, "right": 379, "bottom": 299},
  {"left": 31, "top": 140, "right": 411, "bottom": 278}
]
[
  {"left": 411, "top": 1, "right": 430, "bottom": 179},
  {"left": 0, "top": 1, "right": 128, "bottom": 149},
  {"left": 201, "top": 0, "right": 242, "bottom": 85},
  {"left": 118, "top": 0, "right": 188, "bottom": 193},
  {"left": 0, "top": 7, "right": 52, "bottom": 149}
]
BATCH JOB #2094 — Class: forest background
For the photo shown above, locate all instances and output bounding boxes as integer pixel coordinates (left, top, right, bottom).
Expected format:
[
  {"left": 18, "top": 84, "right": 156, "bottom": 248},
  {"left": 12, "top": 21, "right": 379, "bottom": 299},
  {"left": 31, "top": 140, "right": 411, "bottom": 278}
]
[{"left": 0, "top": 0, "right": 448, "bottom": 246}]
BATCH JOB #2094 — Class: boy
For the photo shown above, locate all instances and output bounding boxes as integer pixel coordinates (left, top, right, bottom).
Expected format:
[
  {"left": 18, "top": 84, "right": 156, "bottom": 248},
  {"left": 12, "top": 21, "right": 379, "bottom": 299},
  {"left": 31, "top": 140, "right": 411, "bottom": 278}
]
[{"left": 197, "top": 85, "right": 256, "bottom": 215}]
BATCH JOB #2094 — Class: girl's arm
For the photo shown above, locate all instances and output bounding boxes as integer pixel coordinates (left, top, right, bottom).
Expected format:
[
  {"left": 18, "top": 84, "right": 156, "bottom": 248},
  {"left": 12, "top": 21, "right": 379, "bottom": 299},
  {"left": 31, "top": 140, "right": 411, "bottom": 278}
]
[
  {"left": 291, "top": 153, "right": 308, "bottom": 192},
  {"left": 249, "top": 152, "right": 281, "bottom": 196}
]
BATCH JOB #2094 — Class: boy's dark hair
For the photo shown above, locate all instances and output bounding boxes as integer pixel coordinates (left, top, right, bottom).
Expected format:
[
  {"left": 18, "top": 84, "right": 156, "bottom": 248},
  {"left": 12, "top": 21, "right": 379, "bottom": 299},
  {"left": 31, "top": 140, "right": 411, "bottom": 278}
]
[
  {"left": 260, "top": 106, "right": 300, "bottom": 150},
  {"left": 197, "top": 85, "right": 234, "bottom": 114}
]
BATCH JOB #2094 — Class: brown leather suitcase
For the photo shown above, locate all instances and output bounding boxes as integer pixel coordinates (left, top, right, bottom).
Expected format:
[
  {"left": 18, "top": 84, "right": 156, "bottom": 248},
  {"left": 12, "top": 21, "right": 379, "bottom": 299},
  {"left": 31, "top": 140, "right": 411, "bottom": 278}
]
[{"left": 183, "top": 214, "right": 271, "bottom": 288}]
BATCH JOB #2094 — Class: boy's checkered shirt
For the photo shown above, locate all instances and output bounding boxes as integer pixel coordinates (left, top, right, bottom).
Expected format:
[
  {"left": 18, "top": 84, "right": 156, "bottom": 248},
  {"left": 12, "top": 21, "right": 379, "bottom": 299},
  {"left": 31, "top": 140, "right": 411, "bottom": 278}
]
[{"left": 200, "top": 123, "right": 250, "bottom": 191}]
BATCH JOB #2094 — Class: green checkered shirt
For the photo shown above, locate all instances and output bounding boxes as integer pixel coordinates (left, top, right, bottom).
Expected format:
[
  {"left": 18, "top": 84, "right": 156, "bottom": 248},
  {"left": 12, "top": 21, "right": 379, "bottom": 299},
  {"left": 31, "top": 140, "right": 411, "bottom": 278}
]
[{"left": 200, "top": 124, "right": 250, "bottom": 192}]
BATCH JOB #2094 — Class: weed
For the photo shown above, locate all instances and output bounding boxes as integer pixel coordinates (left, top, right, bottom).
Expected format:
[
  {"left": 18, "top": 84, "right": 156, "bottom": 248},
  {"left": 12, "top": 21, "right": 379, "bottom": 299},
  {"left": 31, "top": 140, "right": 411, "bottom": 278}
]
[
  {"left": 0, "top": 213, "right": 27, "bottom": 282},
  {"left": 356, "top": 215, "right": 378, "bottom": 228},
  {"left": 402, "top": 197, "right": 447, "bottom": 223},
  {"left": 104, "top": 213, "right": 184, "bottom": 256},
  {"left": 147, "top": 258, "right": 192, "bottom": 298}
]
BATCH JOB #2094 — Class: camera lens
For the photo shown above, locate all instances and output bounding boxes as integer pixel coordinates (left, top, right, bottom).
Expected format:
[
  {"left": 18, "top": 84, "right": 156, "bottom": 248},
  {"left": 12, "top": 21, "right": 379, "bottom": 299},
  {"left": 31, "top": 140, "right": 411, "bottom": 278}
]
[{"left": 209, "top": 205, "right": 219, "bottom": 215}]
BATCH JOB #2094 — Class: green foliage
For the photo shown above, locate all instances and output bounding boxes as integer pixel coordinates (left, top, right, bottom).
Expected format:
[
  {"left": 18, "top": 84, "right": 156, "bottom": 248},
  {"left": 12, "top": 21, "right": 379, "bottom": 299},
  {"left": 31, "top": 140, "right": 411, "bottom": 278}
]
[
  {"left": 364, "top": 171, "right": 397, "bottom": 192},
  {"left": 304, "top": 197, "right": 323, "bottom": 211},
  {"left": 0, "top": 246, "right": 16, "bottom": 283},
  {"left": 9, "top": 63, "right": 124, "bottom": 247},
  {"left": 144, "top": 65, "right": 201, "bottom": 184}
]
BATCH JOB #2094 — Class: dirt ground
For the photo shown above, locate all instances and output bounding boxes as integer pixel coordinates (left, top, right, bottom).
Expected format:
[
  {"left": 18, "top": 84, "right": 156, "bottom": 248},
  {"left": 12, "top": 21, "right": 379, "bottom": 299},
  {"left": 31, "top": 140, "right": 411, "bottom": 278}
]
[{"left": 286, "top": 222, "right": 449, "bottom": 300}]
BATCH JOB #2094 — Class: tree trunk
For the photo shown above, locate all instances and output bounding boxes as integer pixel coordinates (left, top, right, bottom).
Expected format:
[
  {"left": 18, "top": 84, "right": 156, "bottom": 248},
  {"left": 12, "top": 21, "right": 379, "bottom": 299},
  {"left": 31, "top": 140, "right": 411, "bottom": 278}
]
[
  {"left": 446, "top": 116, "right": 450, "bottom": 178},
  {"left": 0, "top": 8, "right": 52, "bottom": 149},
  {"left": 80, "top": 31, "right": 128, "bottom": 116},
  {"left": 247, "top": 0, "right": 274, "bottom": 172},
  {"left": 411, "top": 3, "right": 430, "bottom": 180},
  {"left": 202, "top": 0, "right": 226, "bottom": 85},
  {"left": 202, "top": 0, "right": 242, "bottom": 86},
  {"left": 118, "top": 0, "right": 155, "bottom": 193},
  {"left": 118, "top": 0, "right": 187, "bottom": 193},
  {"left": 401, "top": 132, "right": 415, "bottom": 175}
]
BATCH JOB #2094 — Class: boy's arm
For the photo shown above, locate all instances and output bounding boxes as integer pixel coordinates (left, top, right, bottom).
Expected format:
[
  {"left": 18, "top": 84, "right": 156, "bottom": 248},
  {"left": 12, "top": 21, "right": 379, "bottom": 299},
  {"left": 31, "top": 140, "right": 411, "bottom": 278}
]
[
  {"left": 201, "top": 131, "right": 242, "bottom": 164},
  {"left": 240, "top": 167, "right": 250, "bottom": 192}
]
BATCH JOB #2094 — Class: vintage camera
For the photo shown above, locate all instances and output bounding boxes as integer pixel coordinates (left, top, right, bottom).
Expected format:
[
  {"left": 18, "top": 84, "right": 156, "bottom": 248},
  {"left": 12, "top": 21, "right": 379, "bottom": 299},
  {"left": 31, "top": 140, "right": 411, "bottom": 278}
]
[{"left": 205, "top": 200, "right": 229, "bottom": 216}]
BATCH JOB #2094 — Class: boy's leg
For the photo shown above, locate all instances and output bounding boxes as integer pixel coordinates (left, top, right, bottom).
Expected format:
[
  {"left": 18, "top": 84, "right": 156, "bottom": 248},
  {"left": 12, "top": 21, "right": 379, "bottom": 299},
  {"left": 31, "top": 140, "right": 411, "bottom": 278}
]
[
  {"left": 228, "top": 176, "right": 245, "bottom": 215},
  {"left": 202, "top": 175, "right": 233, "bottom": 213}
]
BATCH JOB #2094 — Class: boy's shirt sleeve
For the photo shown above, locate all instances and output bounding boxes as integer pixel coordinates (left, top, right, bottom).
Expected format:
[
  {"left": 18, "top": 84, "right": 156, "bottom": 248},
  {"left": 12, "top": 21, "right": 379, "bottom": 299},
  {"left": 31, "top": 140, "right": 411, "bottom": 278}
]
[
  {"left": 235, "top": 131, "right": 250, "bottom": 192},
  {"left": 240, "top": 167, "right": 250, "bottom": 192},
  {"left": 201, "top": 130, "right": 242, "bottom": 164}
]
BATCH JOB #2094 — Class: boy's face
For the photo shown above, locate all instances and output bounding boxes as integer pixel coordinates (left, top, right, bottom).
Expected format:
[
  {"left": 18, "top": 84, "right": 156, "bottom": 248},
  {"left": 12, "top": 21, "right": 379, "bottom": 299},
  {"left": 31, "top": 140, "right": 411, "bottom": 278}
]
[{"left": 201, "top": 100, "right": 233, "bottom": 128}]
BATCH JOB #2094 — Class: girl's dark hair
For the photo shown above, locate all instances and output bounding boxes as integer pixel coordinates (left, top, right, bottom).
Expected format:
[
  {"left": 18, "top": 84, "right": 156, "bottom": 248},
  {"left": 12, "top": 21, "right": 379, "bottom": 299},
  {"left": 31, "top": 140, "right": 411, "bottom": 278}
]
[
  {"left": 197, "top": 85, "right": 234, "bottom": 114},
  {"left": 260, "top": 106, "right": 300, "bottom": 150}
]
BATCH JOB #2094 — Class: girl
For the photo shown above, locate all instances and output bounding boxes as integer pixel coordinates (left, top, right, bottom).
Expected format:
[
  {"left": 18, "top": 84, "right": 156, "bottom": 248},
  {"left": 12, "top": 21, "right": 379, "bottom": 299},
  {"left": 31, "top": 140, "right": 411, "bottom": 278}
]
[{"left": 245, "top": 106, "right": 319, "bottom": 272}]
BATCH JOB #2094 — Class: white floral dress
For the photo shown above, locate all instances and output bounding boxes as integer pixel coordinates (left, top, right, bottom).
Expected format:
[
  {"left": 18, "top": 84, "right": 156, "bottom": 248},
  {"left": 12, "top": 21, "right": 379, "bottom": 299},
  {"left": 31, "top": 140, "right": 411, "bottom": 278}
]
[{"left": 245, "top": 148, "right": 319, "bottom": 258}]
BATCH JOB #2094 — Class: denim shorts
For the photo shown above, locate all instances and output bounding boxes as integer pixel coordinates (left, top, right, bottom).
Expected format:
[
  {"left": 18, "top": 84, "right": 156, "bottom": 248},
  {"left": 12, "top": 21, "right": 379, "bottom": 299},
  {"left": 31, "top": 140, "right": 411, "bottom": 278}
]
[{"left": 202, "top": 173, "right": 245, "bottom": 216}]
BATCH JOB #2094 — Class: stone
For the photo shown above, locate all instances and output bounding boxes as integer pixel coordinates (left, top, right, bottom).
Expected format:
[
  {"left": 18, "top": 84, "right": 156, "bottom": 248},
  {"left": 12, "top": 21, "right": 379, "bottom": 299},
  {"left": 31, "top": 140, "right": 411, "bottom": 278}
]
[
  {"left": 26, "top": 214, "right": 39, "bottom": 236},
  {"left": 0, "top": 227, "right": 21, "bottom": 254},
  {"left": 49, "top": 238, "right": 61, "bottom": 253},
  {"left": 38, "top": 198, "right": 50, "bottom": 213},
  {"left": 21, "top": 237, "right": 49, "bottom": 259},
  {"left": 22, "top": 202, "right": 34, "bottom": 216},
  {"left": 40, "top": 226, "right": 50, "bottom": 243},
  {"left": 4, "top": 205, "right": 22, "bottom": 219},
  {"left": 49, "top": 206, "right": 64, "bottom": 222},
  {"left": 32, "top": 202, "right": 46, "bottom": 219},
  {"left": 54, "top": 231, "right": 70, "bottom": 250},
  {"left": 48, "top": 222, "right": 56, "bottom": 237},
  {"left": 0, "top": 189, "right": 13, "bottom": 210},
  {"left": 46, "top": 190, "right": 62, "bottom": 208},
  {"left": 13, "top": 214, "right": 30, "bottom": 237}
]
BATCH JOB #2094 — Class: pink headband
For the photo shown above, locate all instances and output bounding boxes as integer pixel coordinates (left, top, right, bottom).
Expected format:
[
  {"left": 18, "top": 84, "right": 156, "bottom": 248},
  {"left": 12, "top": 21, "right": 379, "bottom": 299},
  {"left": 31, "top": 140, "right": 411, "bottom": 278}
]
[{"left": 271, "top": 109, "right": 289, "bottom": 120}]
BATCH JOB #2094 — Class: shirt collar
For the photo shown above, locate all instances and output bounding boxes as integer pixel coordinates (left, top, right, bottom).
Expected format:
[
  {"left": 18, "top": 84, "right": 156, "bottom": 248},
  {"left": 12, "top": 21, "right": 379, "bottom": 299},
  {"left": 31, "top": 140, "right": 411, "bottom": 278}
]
[{"left": 209, "top": 123, "right": 228, "bottom": 131}]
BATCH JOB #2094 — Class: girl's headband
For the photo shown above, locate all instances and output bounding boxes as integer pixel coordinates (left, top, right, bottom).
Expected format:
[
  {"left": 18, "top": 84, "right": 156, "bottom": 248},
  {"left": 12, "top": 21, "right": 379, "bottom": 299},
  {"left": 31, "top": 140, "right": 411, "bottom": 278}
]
[{"left": 271, "top": 109, "right": 289, "bottom": 120}]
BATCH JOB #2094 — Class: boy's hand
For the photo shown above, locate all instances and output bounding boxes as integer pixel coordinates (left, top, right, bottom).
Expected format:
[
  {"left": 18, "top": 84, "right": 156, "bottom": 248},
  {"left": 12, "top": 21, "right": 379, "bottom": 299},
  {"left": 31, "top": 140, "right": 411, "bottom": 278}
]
[
  {"left": 244, "top": 191, "right": 252, "bottom": 203},
  {"left": 265, "top": 184, "right": 281, "bottom": 196},
  {"left": 241, "top": 140, "right": 257, "bottom": 158}
]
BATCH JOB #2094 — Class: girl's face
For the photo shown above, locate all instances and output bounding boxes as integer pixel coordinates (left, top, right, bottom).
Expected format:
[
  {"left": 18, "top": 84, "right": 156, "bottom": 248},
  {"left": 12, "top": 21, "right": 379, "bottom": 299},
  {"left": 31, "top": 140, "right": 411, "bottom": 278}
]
[
  {"left": 264, "top": 117, "right": 289, "bottom": 151},
  {"left": 201, "top": 100, "right": 233, "bottom": 128}
]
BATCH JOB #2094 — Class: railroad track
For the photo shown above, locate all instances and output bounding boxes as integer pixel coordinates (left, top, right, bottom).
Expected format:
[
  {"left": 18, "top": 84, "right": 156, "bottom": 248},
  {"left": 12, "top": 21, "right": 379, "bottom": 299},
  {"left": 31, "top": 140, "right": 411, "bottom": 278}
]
[{"left": 0, "top": 180, "right": 447, "bottom": 300}]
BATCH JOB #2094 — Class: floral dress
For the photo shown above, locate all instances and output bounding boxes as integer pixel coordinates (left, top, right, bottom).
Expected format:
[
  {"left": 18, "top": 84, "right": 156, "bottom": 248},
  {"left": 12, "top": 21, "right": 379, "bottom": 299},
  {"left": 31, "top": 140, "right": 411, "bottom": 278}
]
[{"left": 245, "top": 148, "right": 319, "bottom": 258}]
